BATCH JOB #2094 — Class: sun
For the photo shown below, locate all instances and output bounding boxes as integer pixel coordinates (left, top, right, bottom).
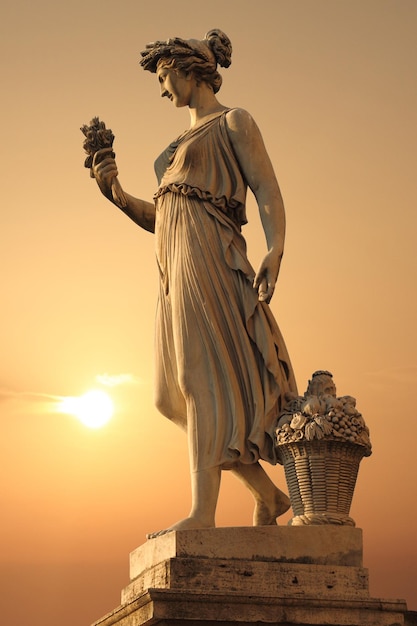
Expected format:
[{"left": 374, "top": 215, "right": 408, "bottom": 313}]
[{"left": 59, "top": 389, "right": 114, "bottom": 428}]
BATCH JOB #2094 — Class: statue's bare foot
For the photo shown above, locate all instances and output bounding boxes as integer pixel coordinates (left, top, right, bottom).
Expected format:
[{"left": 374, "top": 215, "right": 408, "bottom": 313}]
[
  {"left": 253, "top": 488, "right": 291, "bottom": 526},
  {"left": 146, "top": 517, "right": 214, "bottom": 540}
]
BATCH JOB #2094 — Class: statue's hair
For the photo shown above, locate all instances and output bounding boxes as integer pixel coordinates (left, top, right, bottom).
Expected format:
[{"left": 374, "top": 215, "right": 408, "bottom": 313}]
[{"left": 140, "top": 29, "right": 232, "bottom": 94}]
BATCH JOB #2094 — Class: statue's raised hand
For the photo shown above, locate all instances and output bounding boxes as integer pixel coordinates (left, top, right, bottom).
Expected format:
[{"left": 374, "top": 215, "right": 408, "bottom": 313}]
[
  {"left": 92, "top": 147, "right": 119, "bottom": 200},
  {"left": 92, "top": 148, "right": 127, "bottom": 208},
  {"left": 81, "top": 117, "right": 127, "bottom": 208}
]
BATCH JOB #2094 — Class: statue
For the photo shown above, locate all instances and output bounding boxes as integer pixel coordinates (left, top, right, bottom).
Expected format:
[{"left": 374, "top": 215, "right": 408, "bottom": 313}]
[{"left": 82, "top": 29, "right": 298, "bottom": 538}]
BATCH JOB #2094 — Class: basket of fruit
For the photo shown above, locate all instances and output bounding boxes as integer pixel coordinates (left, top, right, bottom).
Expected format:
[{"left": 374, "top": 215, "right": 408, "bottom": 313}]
[{"left": 275, "top": 371, "right": 372, "bottom": 526}]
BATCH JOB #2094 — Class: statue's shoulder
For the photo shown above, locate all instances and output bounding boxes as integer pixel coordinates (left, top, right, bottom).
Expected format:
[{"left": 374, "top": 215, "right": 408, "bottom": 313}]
[{"left": 224, "top": 108, "right": 259, "bottom": 134}]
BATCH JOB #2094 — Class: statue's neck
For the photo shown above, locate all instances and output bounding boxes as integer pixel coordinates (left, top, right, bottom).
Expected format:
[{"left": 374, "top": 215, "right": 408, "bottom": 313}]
[{"left": 187, "top": 88, "right": 226, "bottom": 128}]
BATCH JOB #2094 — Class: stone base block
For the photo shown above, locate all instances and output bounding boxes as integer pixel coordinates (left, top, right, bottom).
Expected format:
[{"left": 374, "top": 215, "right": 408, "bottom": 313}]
[
  {"left": 91, "top": 527, "right": 409, "bottom": 626},
  {"left": 122, "top": 558, "right": 369, "bottom": 604},
  {"left": 122, "top": 526, "right": 367, "bottom": 605},
  {"left": 94, "top": 590, "right": 408, "bottom": 626},
  {"left": 129, "top": 526, "right": 364, "bottom": 577}
]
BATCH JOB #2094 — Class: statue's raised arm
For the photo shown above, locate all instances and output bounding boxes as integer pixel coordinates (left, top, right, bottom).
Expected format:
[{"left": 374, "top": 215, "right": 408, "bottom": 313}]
[{"left": 81, "top": 117, "right": 155, "bottom": 232}]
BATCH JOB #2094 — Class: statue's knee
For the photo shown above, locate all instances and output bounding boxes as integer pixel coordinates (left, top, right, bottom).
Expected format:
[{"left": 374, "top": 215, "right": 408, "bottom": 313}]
[
  {"left": 154, "top": 386, "right": 187, "bottom": 429},
  {"left": 154, "top": 387, "right": 169, "bottom": 416}
]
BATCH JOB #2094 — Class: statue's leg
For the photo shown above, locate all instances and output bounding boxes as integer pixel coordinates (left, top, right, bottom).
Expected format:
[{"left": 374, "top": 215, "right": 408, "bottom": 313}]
[
  {"left": 147, "top": 466, "right": 221, "bottom": 538},
  {"left": 189, "top": 466, "right": 221, "bottom": 525},
  {"left": 230, "top": 461, "right": 290, "bottom": 525}
]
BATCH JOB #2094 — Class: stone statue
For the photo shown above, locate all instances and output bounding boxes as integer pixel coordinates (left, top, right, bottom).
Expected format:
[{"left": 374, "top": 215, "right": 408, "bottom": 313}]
[{"left": 83, "top": 28, "right": 298, "bottom": 538}]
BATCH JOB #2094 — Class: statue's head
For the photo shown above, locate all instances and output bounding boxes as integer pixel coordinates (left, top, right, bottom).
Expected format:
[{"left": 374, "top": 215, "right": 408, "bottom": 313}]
[{"left": 140, "top": 29, "right": 232, "bottom": 94}]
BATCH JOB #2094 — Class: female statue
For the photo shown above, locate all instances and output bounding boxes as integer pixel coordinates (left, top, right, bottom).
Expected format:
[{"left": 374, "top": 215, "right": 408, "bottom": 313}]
[{"left": 91, "top": 29, "right": 297, "bottom": 537}]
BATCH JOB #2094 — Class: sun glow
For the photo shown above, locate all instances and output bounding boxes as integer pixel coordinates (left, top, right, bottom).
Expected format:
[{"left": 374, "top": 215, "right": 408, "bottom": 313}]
[{"left": 59, "top": 389, "right": 114, "bottom": 428}]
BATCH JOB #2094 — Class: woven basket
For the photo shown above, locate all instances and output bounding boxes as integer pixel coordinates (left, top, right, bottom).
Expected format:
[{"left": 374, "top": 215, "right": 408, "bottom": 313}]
[{"left": 277, "top": 439, "right": 368, "bottom": 526}]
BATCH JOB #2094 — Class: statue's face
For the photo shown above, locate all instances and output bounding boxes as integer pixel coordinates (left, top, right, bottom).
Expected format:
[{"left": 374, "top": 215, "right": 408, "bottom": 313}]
[{"left": 157, "top": 64, "right": 193, "bottom": 108}]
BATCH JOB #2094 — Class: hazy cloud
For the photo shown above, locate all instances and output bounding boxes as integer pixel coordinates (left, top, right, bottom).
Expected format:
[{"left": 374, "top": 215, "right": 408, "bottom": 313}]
[
  {"left": 95, "top": 373, "right": 143, "bottom": 387},
  {"left": 0, "top": 388, "right": 61, "bottom": 402},
  {"left": 0, "top": 388, "right": 64, "bottom": 415}
]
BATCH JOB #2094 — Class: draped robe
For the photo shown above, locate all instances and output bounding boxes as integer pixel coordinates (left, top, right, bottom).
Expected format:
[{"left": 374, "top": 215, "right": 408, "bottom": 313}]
[{"left": 153, "top": 109, "right": 297, "bottom": 471}]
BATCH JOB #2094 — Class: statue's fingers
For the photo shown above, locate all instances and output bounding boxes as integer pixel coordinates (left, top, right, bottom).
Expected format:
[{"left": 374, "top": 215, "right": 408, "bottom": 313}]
[
  {"left": 265, "top": 281, "right": 275, "bottom": 303},
  {"left": 92, "top": 147, "right": 114, "bottom": 168},
  {"left": 258, "top": 277, "right": 269, "bottom": 302},
  {"left": 253, "top": 264, "right": 266, "bottom": 289}
]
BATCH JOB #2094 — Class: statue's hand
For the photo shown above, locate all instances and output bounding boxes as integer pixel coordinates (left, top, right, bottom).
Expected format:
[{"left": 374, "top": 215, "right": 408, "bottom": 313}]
[
  {"left": 92, "top": 147, "right": 119, "bottom": 200},
  {"left": 253, "top": 249, "right": 283, "bottom": 303}
]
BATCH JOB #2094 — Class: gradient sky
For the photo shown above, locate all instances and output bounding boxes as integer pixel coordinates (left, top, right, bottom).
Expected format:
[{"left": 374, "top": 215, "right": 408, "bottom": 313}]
[{"left": 1, "top": 0, "right": 416, "bottom": 623}]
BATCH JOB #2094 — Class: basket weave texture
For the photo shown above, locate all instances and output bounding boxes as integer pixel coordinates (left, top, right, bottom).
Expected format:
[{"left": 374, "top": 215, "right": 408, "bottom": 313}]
[{"left": 277, "top": 439, "right": 367, "bottom": 526}]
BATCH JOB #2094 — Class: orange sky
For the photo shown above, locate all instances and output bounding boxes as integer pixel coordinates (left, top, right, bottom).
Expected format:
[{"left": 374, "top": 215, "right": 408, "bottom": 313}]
[{"left": 1, "top": 0, "right": 416, "bottom": 623}]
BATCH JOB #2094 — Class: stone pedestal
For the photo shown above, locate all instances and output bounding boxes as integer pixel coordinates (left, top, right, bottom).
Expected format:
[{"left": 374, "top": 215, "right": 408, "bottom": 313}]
[{"left": 92, "top": 527, "right": 410, "bottom": 626}]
